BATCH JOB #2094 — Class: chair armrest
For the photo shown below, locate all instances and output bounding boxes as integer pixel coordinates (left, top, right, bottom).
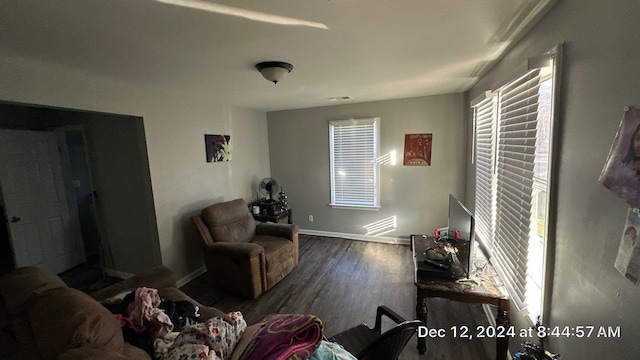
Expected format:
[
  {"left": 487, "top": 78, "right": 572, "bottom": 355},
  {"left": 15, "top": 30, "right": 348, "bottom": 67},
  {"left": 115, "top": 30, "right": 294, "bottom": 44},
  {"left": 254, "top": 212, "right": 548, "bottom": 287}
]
[
  {"left": 256, "top": 223, "right": 299, "bottom": 241},
  {"left": 206, "top": 241, "right": 264, "bottom": 258},
  {"left": 374, "top": 305, "right": 407, "bottom": 333}
]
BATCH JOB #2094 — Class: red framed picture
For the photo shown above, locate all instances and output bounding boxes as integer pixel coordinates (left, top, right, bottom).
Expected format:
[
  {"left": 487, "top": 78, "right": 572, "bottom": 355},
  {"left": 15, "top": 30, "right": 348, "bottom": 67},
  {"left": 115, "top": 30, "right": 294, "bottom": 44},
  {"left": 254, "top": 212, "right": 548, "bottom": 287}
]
[{"left": 403, "top": 134, "right": 432, "bottom": 166}]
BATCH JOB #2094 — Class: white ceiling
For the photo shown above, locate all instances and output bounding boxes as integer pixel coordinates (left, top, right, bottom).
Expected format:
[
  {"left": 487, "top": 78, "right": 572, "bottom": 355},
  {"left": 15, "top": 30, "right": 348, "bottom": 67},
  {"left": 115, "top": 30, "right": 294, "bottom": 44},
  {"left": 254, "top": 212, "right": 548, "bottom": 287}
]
[{"left": 0, "top": 0, "right": 557, "bottom": 112}]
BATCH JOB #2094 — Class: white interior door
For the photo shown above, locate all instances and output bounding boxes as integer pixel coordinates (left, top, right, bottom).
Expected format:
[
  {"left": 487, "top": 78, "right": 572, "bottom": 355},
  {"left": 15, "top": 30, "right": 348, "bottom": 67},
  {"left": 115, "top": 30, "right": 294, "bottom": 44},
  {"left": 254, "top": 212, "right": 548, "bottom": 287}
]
[{"left": 0, "top": 129, "right": 85, "bottom": 274}]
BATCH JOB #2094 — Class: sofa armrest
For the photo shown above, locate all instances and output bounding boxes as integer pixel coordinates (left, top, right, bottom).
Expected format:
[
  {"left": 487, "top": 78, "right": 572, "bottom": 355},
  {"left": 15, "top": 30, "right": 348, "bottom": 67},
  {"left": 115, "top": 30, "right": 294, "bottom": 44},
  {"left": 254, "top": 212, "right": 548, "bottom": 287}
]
[
  {"left": 90, "top": 265, "right": 177, "bottom": 301},
  {"left": 206, "top": 242, "right": 264, "bottom": 258},
  {"left": 256, "top": 223, "right": 299, "bottom": 241}
]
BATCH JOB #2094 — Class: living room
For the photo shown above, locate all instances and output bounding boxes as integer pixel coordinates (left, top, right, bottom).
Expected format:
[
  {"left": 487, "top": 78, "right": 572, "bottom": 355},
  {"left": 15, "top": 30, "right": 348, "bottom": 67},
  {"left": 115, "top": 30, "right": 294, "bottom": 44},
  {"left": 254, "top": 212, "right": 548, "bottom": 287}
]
[{"left": 1, "top": 0, "right": 640, "bottom": 359}]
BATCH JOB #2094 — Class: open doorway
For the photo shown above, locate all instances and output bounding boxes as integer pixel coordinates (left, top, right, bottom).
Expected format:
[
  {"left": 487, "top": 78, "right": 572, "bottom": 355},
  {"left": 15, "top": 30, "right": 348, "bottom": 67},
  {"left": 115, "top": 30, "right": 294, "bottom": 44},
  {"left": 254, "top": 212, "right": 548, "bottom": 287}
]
[
  {"left": 56, "top": 128, "right": 122, "bottom": 291},
  {"left": 0, "top": 101, "right": 162, "bottom": 286},
  {"left": 61, "top": 128, "right": 103, "bottom": 267},
  {"left": 0, "top": 129, "right": 86, "bottom": 275}
]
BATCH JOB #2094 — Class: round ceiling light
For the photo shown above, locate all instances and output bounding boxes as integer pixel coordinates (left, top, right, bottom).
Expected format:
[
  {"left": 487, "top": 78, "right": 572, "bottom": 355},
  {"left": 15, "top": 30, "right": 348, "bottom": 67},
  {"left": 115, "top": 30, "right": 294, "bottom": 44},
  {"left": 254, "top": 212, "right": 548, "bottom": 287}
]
[{"left": 255, "top": 61, "right": 294, "bottom": 84}]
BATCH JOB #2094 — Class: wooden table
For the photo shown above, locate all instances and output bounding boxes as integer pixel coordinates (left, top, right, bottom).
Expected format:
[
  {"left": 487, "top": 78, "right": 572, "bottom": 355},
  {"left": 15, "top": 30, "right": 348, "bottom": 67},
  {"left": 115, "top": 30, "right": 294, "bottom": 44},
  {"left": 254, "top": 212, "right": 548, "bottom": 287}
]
[
  {"left": 411, "top": 234, "right": 510, "bottom": 360},
  {"left": 252, "top": 208, "right": 293, "bottom": 224}
]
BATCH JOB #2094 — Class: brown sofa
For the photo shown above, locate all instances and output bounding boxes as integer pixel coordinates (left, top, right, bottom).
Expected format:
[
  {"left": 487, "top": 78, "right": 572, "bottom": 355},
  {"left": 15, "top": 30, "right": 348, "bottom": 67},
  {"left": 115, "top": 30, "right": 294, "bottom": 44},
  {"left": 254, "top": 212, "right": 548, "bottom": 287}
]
[
  {"left": 0, "top": 266, "right": 256, "bottom": 360},
  {"left": 191, "top": 198, "right": 299, "bottom": 299}
]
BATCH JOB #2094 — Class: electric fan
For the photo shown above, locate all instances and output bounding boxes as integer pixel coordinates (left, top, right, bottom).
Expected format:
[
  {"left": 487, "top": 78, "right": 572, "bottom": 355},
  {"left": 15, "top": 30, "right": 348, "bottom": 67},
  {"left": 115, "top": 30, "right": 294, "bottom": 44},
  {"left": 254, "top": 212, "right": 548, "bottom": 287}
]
[{"left": 258, "top": 178, "right": 280, "bottom": 201}]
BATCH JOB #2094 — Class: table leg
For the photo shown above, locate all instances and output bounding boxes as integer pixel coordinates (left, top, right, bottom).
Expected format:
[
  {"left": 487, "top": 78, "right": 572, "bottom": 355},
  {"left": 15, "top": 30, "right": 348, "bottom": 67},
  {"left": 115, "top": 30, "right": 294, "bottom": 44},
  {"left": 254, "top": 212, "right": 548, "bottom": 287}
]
[
  {"left": 416, "top": 287, "right": 428, "bottom": 354},
  {"left": 495, "top": 299, "right": 510, "bottom": 360}
]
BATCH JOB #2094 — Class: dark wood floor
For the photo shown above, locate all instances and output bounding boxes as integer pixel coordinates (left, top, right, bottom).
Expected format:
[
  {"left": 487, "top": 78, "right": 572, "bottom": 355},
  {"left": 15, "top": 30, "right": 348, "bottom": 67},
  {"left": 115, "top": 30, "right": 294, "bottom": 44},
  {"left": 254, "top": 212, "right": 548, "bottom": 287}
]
[
  {"left": 181, "top": 235, "right": 496, "bottom": 360},
  {"left": 58, "top": 260, "right": 122, "bottom": 294}
]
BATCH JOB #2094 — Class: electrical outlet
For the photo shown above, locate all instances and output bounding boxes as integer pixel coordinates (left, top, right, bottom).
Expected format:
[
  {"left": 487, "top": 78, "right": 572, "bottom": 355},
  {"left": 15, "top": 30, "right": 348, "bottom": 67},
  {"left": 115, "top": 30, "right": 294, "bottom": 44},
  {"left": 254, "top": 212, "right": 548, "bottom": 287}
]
[{"left": 308, "top": 215, "right": 314, "bottom": 222}]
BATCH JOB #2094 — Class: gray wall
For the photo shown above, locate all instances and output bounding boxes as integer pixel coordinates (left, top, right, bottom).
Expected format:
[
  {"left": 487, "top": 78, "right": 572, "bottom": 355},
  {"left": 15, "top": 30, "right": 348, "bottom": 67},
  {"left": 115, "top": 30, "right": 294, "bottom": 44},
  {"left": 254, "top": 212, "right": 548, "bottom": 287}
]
[
  {"left": 467, "top": 0, "right": 640, "bottom": 357},
  {"left": 267, "top": 94, "right": 467, "bottom": 238}
]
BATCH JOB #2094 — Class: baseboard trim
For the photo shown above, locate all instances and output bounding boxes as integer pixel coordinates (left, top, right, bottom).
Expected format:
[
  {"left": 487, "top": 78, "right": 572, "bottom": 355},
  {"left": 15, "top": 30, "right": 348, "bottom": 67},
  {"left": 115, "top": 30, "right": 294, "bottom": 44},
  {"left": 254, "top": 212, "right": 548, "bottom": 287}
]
[
  {"left": 299, "top": 229, "right": 409, "bottom": 245},
  {"left": 177, "top": 266, "right": 207, "bottom": 288},
  {"left": 104, "top": 268, "right": 134, "bottom": 280}
]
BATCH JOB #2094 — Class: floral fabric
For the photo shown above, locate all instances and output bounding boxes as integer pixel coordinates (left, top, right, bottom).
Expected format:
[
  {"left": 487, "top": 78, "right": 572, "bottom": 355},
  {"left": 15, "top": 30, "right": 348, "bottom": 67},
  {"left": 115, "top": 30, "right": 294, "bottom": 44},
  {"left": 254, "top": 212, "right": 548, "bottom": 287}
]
[{"left": 161, "top": 311, "right": 247, "bottom": 360}]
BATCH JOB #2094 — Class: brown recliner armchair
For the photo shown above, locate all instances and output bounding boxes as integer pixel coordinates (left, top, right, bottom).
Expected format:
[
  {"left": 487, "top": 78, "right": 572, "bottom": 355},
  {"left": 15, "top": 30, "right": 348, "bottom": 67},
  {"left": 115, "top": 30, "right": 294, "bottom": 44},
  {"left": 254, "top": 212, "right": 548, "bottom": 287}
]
[{"left": 191, "top": 198, "right": 299, "bottom": 299}]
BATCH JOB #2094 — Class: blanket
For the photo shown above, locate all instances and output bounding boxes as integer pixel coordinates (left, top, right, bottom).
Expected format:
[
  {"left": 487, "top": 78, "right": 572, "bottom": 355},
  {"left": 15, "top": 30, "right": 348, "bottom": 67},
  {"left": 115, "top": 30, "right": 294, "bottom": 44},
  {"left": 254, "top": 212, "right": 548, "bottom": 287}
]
[{"left": 241, "top": 314, "right": 323, "bottom": 360}]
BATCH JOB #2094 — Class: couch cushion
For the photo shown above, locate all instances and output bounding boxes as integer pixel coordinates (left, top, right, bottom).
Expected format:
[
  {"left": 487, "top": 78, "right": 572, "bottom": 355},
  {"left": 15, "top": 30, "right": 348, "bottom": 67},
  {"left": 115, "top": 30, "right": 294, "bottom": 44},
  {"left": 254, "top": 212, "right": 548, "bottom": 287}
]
[
  {"left": 27, "top": 287, "right": 124, "bottom": 359},
  {"left": 251, "top": 236, "right": 294, "bottom": 272},
  {"left": 57, "top": 346, "right": 133, "bottom": 360},
  {"left": 4, "top": 314, "right": 35, "bottom": 359},
  {"left": 202, "top": 199, "right": 256, "bottom": 243},
  {"left": 0, "top": 267, "right": 67, "bottom": 317}
]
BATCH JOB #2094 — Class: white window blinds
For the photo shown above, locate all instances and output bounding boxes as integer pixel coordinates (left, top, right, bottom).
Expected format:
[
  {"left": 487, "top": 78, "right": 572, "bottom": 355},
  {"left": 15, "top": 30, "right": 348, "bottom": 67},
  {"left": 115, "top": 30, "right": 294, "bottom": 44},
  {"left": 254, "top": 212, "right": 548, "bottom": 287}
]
[
  {"left": 472, "top": 96, "right": 496, "bottom": 250},
  {"left": 329, "top": 118, "right": 380, "bottom": 208},
  {"left": 472, "top": 47, "right": 558, "bottom": 319},
  {"left": 493, "top": 69, "right": 542, "bottom": 310}
]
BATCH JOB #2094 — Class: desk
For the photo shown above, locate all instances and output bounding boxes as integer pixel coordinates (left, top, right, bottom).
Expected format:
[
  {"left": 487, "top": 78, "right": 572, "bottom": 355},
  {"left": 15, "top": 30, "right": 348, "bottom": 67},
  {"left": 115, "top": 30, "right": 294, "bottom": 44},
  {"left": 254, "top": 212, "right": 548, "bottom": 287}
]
[
  {"left": 411, "top": 234, "right": 510, "bottom": 360},
  {"left": 252, "top": 208, "right": 292, "bottom": 224}
]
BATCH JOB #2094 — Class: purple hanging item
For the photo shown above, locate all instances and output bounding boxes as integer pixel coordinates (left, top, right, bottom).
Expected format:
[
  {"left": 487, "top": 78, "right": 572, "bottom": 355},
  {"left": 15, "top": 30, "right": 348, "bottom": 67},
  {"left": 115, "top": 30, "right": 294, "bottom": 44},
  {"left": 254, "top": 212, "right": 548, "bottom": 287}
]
[{"left": 600, "top": 106, "right": 640, "bottom": 209}]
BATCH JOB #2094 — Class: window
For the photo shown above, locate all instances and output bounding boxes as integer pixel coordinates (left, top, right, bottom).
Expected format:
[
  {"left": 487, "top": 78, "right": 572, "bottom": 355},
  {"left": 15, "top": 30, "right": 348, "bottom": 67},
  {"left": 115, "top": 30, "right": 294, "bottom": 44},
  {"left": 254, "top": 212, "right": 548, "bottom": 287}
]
[
  {"left": 472, "top": 49, "right": 558, "bottom": 322},
  {"left": 472, "top": 93, "right": 496, "bottom": 250},
  {"left": 329, "top": 117, "right": 380, "bottom": 209},
  {"left": 526, "top": 75, "right": 553, "bottom": 320}
]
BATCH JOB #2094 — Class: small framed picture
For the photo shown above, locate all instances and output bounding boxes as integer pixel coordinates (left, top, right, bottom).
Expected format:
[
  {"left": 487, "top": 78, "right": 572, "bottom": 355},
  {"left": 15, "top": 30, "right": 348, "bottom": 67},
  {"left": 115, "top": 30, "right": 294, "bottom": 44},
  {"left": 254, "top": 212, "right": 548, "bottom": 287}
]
[
  {"left": 204, "top": 134, "right": 232, "bottom": 162},
  {"left": 403, "top": 133, "right": 432, "bottom": 166},
  {"left": 614, "top": 209, "right": 640, "bottom": 285}
]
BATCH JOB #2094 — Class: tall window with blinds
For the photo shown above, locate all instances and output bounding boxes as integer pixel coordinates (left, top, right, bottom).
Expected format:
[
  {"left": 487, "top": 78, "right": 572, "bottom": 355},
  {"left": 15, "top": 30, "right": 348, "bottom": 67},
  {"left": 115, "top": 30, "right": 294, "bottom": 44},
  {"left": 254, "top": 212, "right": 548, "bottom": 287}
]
[
  {"left": 494, "top": 68, "right": 543, "bottom": 312},
  {"left": 472, "top": 49, "right": 558, "bottom": 322},
  {"left": 472, "top": 95, "right": 496, "bottom": 251},
  {"left": 329, "top": 118, "right": 380, "bottom": 209}
]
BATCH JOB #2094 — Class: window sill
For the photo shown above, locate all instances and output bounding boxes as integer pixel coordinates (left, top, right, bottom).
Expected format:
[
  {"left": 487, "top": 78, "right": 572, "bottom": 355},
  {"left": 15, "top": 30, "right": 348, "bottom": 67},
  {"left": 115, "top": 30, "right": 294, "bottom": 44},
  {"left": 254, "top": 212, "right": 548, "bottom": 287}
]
[{"left": 329, "top": 204, "right": 380, "bottom": 211}]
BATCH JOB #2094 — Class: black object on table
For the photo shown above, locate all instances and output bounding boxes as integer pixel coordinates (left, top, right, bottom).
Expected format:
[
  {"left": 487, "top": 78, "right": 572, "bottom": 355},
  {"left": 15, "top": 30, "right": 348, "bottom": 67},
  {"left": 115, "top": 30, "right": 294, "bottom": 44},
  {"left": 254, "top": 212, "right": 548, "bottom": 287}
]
[{"left": 252, "top": 208, "right": 292, "bottom": 224}]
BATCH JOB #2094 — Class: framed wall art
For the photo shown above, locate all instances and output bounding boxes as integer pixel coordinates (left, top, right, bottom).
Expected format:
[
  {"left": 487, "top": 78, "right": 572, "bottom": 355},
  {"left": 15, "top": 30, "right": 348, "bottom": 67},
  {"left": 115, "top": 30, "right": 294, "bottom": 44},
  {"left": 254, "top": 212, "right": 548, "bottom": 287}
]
[
  {"left": 204, "top": 134, "right": 232, "bottom": 162},
  {"left": 403, "top": 133, "right": 432, "bottom": 166}
]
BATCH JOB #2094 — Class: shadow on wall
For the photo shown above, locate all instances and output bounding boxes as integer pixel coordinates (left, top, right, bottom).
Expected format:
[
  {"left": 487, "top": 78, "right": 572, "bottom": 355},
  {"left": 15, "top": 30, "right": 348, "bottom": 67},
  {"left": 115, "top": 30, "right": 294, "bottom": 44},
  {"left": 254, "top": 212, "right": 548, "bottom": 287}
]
[
  {"left": 0, "top": 204, "right": 15, "bottom": 275},
  {"left": 177, "top": 196, "right": 226, "bottom": 274}
]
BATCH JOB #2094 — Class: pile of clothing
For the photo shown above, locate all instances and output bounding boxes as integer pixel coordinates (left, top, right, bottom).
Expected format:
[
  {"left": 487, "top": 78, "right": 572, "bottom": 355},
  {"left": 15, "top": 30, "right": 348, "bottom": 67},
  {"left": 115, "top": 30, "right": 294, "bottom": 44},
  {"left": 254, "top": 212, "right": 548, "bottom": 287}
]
[
  {"left": 102, "top": 287, "right": 245, "bottom": 359},
  {"left": 101, "top": 287, "right": 355, "bottom": 360}
]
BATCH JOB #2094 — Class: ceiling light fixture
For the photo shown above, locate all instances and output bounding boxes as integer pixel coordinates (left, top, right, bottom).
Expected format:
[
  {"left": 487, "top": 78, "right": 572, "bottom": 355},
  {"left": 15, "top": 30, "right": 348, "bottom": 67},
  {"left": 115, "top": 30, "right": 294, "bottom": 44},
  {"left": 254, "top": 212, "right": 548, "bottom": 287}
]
[{"left": 255, "top": 61, "right": 294, "bottom": 84}]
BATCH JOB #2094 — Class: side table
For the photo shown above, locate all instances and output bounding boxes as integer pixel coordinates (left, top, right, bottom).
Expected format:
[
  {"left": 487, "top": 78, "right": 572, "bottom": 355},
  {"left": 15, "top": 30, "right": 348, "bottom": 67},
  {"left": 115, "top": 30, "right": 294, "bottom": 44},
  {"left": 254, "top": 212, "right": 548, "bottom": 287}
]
[
  {"left": 411, "top": 234, "right": 511, "bottom": 360},
  {"left": 252, "top": 208, "right": 292, "bottom": 224}
]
